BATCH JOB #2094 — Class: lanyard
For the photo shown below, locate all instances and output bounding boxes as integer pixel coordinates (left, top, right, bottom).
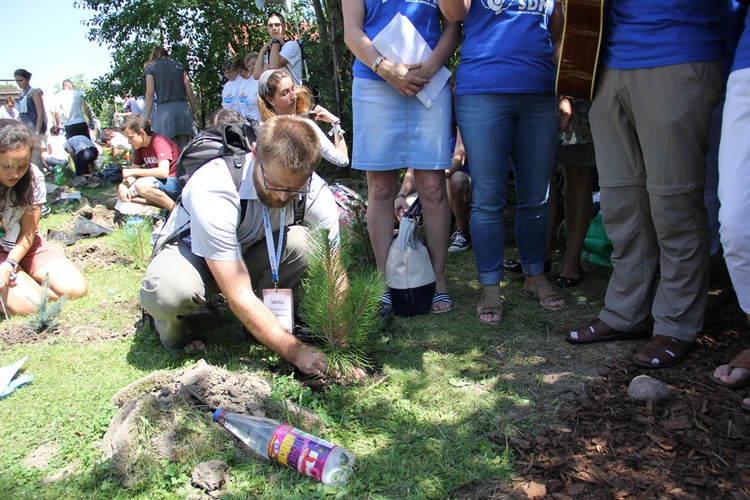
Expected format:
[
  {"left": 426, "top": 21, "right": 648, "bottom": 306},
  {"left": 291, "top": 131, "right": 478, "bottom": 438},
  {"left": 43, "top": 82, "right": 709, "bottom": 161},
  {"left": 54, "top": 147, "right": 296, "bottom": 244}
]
[{"left": 262, "top": 205, "right": 286, "bottom": 287}]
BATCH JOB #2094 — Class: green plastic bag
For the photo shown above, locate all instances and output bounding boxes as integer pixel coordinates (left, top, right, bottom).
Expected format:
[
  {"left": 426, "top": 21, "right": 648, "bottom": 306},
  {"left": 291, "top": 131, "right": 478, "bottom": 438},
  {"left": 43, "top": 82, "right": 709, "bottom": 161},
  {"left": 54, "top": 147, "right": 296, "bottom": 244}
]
[
  {"left": 559, "top": 202, "right": 613, "bottom": 268},
  {"left": 582, "top": 212, "right": 613, "bottom": 267}
]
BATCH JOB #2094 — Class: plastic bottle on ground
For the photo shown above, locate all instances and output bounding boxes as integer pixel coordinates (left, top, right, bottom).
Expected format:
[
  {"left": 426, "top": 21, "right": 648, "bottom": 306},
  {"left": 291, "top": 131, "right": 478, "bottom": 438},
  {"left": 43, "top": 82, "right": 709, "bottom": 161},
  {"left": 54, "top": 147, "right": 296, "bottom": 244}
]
[{"left": 213, "top": 408, "right": 355, "bottom": 486}]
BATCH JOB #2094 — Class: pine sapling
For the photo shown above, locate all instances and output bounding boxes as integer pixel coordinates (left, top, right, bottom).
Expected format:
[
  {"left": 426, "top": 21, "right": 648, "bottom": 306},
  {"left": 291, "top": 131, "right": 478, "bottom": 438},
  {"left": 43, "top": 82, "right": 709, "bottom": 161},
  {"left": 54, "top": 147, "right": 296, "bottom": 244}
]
[
  {"left": 298, "top": 227, "right": 385, "bottom": 376},
  {"left": 113, "top": 216, "right": 155, "bottom": 267},
  {"left": 25, "top": 274, "right": 69, "bottom": 334}
]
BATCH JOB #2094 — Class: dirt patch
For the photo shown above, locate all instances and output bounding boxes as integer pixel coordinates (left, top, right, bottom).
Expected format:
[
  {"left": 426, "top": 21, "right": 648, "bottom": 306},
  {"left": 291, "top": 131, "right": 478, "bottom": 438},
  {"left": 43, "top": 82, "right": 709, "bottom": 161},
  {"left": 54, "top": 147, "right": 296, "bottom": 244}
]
[
  {"left": 66, "top": 241, "right": 127, "bottom": 269},
  {"left": 102, "top": 360, "right": 324, "bottom": 491},
  {"left": 24, "top": 444, "right": 58, "bottom": 469}
]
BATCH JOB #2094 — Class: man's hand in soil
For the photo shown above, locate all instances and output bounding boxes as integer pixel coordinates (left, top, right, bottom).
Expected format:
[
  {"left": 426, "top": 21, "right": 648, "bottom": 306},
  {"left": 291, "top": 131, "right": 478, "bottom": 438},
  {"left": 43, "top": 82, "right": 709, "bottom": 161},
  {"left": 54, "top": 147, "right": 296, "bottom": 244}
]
[{"left": 291, "top": 343, "right": 327, "bottom": 377}]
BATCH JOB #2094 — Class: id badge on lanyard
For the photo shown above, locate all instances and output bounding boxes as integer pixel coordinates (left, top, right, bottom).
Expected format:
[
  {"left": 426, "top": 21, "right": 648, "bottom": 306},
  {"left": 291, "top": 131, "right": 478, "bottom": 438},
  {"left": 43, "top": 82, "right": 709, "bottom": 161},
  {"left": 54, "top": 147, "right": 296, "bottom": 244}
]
[{"left": 262, "top": 206, "right": 294, "bottom": 332}]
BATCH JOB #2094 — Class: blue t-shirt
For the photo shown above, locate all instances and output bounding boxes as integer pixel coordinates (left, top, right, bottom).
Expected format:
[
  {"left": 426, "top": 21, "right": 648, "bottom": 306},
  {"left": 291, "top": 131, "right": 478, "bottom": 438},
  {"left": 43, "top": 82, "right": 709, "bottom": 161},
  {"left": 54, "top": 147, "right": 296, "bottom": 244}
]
[
  {"left": 603, "top": 1, "right": 724, "bottom": 70},
  {"left": 733, "top": 6, "right": 750, "bottom": 73},
  {"left": 455, "top": 0, "right": 556, "bottom": 94},
  {"left": 353, "top": 0, "right": 444, "bottom": 81}
]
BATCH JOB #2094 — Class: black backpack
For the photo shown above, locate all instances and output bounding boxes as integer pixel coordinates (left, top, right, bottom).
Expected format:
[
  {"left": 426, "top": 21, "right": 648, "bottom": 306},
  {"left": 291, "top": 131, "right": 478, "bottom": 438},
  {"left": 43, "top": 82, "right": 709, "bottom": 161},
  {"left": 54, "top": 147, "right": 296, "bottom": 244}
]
[{"left": 175, "top": 122, "right": 258, "bottom": 192}]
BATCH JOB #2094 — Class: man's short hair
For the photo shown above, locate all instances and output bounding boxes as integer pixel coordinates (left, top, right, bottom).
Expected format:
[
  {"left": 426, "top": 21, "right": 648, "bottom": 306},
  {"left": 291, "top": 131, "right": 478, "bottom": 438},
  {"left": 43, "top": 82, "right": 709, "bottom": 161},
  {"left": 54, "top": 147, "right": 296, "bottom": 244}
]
[
  {"left": 209, "top": 108, "right": 245, "bottom": 126},
  {"left": 267, "top": 11, "right": 286, "bottom": 29},
  {"left": 101, "top": 128, "right": 114, "bottom": 143},
  {"left": 257, "top": 115, "right": 320, "bottom": 176},
  {"left": 121, "top": 114, "right": 152, "bottom": 136}
]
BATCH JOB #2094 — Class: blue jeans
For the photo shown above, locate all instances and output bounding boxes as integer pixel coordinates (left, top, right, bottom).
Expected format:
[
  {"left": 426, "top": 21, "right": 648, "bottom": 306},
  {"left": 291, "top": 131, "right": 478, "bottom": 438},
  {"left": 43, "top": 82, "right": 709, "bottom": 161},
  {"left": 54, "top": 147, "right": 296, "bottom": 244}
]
[{"left": 455, "top": 93, "right": 557, "bottom": 284}]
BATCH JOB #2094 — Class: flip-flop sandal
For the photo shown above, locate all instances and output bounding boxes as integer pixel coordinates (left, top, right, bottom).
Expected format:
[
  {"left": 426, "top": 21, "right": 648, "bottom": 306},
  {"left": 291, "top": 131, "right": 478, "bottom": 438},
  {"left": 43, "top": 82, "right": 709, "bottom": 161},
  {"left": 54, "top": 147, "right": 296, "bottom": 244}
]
[
  {"left": 431, "top": 292, "right": 454, "bottom": 314},
  {"left": 707, "top": 349, "right": 750, "bottom": 389}
]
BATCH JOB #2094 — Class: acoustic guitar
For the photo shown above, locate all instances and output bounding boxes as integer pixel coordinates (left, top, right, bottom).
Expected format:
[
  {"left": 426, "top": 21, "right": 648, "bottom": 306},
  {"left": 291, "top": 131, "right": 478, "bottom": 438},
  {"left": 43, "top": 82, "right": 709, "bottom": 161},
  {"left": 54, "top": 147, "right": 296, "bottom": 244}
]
[{"left": 555, "top": 0, "right": 607, "bottom": 100}]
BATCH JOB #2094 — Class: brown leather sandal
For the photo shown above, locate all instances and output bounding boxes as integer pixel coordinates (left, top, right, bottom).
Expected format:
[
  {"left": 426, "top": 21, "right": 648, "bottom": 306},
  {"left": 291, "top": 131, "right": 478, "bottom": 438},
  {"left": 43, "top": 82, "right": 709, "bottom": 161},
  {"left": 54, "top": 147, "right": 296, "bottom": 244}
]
[
  {"left": 476, "top": 286, "right": 503, "bottom": 325},
  {"left": 567, "top": 318, "right": 652, "bottom": 344},
  {"left": 632, "top": 334, "right": 693, "bottom": 369},
  {"left": 523, "top": 276, "right": 565, "bottom": 311}
]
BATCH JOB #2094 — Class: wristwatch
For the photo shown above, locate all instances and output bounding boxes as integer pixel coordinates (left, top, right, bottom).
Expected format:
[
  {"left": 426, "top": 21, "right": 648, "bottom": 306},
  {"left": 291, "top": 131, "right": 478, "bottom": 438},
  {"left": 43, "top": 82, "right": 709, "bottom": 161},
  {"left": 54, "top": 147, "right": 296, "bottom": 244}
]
[{"left": 271, "top": 38, "right": 281, "bottom": 45}]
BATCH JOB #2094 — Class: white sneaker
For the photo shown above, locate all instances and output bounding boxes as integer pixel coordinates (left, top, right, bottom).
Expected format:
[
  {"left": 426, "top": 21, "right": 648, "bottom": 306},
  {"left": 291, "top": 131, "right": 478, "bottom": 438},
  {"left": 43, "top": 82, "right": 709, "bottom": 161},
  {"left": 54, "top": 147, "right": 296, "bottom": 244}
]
[{"left": 448, "top": 230, "right": 471, "bottom": 253}]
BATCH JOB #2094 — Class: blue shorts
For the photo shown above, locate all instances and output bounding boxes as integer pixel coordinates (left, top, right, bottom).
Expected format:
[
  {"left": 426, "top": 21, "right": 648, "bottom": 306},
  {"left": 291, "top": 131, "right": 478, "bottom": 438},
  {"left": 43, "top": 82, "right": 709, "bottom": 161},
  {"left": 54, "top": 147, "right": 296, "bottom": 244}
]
[
  {"left": 352, "top": 77, "right": 451, "bottom": 171},
  {"left": 153, "top": 176, "right": 181, "bottom": 201}
]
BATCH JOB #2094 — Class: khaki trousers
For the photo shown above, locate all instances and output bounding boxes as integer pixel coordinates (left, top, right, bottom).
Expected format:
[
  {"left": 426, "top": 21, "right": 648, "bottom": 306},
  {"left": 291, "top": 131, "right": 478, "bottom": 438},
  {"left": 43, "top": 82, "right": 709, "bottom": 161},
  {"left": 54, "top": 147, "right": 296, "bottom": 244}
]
[
  {"left": 140, "top": 226, "right": 311, "bottom": 348},
  {"left": 590, "top": 61, "right": 723, "bottom": 341}
]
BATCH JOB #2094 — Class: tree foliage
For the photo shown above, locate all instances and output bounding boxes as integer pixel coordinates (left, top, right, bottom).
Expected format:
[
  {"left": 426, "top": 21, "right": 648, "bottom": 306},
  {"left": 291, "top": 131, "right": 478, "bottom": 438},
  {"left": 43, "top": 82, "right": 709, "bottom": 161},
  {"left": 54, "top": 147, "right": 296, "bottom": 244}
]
[{"left": 75, "top": 0, "right": 354, "bottom": 141}]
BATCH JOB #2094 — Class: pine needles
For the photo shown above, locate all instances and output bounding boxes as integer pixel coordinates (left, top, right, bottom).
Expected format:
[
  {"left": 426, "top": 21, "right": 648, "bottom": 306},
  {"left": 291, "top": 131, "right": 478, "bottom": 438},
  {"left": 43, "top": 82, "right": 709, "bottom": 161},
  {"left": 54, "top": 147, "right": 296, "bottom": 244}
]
[
  {"left": 25, "top": 274, "right": 69, "bottom": 334},
  {"left": 298, "top": 227, "right": 386, "bottom": 376},
  {"left": 112, "top": 216, "right": 155, "bottom": 268}
]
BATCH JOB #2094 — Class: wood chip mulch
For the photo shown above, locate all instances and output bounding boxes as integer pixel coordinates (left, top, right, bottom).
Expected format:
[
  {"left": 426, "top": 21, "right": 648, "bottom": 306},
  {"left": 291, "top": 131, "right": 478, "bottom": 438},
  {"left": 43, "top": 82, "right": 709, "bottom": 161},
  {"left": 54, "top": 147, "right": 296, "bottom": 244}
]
[{"left": 508, "top": 284, "right": 750, "bottom": 499}]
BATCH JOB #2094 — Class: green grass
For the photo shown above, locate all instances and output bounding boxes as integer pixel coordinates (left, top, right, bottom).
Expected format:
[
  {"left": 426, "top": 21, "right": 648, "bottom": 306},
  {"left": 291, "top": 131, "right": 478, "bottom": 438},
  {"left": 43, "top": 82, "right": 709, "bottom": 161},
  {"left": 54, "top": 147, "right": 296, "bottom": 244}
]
[{"left": 0, "top": 196, "right": 613, "bottom": 499}]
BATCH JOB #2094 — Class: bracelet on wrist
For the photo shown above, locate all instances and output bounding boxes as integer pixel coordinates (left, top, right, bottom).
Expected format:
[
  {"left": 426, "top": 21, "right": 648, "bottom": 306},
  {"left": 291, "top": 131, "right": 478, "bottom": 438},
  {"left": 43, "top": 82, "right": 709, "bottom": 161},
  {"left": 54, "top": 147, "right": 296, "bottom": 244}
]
[
  {"left": 371, "top": 56, "right": 386, "bottom": 73},
  {"left": 396, "top": 193, "right": 406, "bottom": 199}
]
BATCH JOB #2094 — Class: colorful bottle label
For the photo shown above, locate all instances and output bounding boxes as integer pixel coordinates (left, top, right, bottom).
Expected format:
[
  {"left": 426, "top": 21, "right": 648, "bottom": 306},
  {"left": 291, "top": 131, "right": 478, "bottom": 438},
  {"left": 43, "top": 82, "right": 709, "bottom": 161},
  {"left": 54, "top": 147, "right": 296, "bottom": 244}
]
[{"left": 268, "top": 424, "right": 334, "bottom": 482}]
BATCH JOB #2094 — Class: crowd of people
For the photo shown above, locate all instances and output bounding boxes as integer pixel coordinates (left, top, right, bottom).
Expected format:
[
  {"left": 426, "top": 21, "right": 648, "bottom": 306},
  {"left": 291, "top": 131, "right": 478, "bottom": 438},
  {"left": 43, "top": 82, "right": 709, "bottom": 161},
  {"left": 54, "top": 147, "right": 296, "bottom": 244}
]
[{"left": 3, "top": 2, "right": 750, "bottom": 405}]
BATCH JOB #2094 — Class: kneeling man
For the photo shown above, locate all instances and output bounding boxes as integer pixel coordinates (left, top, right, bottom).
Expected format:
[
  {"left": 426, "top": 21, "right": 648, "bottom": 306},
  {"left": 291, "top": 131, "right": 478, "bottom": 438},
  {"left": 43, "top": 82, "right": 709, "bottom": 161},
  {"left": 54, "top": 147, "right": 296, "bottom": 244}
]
[{"left": 140, "top": 115, "right": 341, "bottom": 376}]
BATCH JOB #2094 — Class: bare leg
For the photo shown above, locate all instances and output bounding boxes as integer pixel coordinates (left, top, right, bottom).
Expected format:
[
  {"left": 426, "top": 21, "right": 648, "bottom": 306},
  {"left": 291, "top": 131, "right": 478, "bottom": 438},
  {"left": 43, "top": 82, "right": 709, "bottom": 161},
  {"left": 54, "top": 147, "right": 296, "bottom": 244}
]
[
  {"left": 366, "top": 170, "right": 399, "bottom": 274},
  {"left": 32, "top": 257, "right": 88, "bottom": 300},
  {"left": 414, "top": 169, "right": 451, "bottom": 311},
  {"left": 132, "top": 178, "right": 176, "bottom": 211},
  {"left": 447, "top": 171, "right": 471, "bottom": 233},
  {"left": 559, "top": 165, "right": 592, "bottom": 279},
  {"left": 1, "top": 272, "right": 44, "bottom": 316}
]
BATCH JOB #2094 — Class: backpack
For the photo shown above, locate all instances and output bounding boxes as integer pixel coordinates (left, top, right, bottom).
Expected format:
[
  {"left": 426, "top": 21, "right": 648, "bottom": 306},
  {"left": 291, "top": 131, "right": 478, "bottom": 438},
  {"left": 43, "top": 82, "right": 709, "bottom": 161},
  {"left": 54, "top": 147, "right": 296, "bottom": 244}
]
[
  {"left": 174, "top": 122, "right": 305, "bottom": 222},
  {"left": 175, "top": 121, "right": 258, "bottom": 192}
]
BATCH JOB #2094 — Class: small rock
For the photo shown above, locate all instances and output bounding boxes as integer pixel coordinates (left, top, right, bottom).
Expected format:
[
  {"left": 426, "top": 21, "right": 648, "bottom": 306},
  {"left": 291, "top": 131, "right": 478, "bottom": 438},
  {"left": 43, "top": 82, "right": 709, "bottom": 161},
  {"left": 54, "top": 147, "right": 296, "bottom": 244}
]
[
  {"left": 192, "top": 460, "right": 229, "bottom": 492},
  {"left": 627, "top": 375, "right": 671, "bottom": 403}
]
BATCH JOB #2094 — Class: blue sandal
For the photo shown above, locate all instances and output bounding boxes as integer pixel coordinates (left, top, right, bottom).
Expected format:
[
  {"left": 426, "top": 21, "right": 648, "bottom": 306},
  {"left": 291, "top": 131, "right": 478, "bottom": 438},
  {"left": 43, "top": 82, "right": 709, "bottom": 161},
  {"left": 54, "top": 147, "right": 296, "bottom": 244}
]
[{"left": 431, "top": 292, "right": 454, "bottom": 314}]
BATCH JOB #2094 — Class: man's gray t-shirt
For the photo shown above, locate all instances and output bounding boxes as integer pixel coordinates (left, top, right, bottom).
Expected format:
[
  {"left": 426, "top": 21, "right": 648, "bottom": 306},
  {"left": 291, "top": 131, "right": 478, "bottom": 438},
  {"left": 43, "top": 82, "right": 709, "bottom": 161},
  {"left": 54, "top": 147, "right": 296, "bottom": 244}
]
[{"left": 154, "top": 153, "right": 340, "bottom": 261}]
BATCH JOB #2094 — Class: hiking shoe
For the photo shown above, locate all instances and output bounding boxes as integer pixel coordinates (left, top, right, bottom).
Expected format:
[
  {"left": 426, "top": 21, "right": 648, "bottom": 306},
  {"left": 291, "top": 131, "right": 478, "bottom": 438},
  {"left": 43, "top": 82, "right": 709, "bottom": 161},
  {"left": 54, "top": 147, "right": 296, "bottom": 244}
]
[{"left": 448, "top": 230, "right": 471, "bottom": 253}]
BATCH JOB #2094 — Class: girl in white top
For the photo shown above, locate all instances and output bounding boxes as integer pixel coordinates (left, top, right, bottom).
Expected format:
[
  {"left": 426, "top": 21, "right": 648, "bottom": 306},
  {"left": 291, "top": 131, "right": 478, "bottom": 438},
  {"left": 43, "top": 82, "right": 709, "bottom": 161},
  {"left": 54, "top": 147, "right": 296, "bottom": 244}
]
[
  {"left": 257, "top": 70, "right": 348, "bottom": 167},
  {"left": 0, "top": 119, "right": 88, "bottom": 316}
]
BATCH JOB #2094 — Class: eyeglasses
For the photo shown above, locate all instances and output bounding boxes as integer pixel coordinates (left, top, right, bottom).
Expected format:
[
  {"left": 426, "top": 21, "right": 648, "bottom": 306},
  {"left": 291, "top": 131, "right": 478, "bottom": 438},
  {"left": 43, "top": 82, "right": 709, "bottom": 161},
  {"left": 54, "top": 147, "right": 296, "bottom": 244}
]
[{"left": 259, "top": 162, "right": 310, "bottom": 195}]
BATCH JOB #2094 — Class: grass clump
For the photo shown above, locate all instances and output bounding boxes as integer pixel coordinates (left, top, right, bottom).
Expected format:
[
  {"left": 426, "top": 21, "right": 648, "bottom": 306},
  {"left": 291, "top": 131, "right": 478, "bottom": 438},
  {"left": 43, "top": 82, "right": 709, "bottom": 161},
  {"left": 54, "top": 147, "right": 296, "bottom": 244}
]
[
  {"left": 24, "top": 274, "right": 69, "bottom": 334},
  {"left": 299, "top": 227, "right": 385, "bottom": 376}
]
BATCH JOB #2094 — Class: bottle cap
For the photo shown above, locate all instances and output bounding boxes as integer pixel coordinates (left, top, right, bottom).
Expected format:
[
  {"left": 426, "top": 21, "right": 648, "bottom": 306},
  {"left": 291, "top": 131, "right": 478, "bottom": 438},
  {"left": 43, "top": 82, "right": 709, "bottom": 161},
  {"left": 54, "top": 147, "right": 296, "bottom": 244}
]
[{"left": 213, "top": 408, "right": 225, "bottom": 421}]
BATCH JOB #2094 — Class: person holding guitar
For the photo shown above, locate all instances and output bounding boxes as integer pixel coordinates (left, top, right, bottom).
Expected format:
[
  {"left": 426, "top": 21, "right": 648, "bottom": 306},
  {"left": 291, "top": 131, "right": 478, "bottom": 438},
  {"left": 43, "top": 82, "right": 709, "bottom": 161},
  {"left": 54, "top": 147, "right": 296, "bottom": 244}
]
[{"left": 565, "top": 1, "right": 725, "bottom": 369}]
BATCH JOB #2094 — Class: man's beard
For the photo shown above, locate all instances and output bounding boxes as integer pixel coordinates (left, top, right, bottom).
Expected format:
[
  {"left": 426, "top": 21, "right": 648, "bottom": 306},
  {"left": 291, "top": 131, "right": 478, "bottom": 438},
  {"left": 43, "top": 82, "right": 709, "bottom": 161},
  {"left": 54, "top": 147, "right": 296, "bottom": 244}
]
[{"left": 253, "top": 171, "right": 293, "bottom": 209}]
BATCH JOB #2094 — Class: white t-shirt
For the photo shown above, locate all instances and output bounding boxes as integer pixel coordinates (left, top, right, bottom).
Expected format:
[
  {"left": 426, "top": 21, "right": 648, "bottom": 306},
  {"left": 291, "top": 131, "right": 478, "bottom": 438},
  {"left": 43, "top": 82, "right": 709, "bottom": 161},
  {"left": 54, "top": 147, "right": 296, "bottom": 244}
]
[
  {"left": 47, "top": 134, "right": 68, "bottom": 160},
  {"left": 109, "top": 130, "right": 131, "bottom": 150},
  {"left": 237, "top": 76, "right": 260, "bottom": 122},
  {"left": 0, "top": 106, "right": 17, "bottom": 120},
  {"left": 221, "top": 78, "right": 240, "bottom": 111},
  {"left": 55, "top": 89, "right": 87, "bottom": 126},
  {"left": 0, "top": 164, "right": 46, "bottom": 251},
  {"left": 279, "top": 40, "right": 303, "bottom": 85},
  {"left": 154, "top": 154, "right": 339, "bottom": 262}
]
